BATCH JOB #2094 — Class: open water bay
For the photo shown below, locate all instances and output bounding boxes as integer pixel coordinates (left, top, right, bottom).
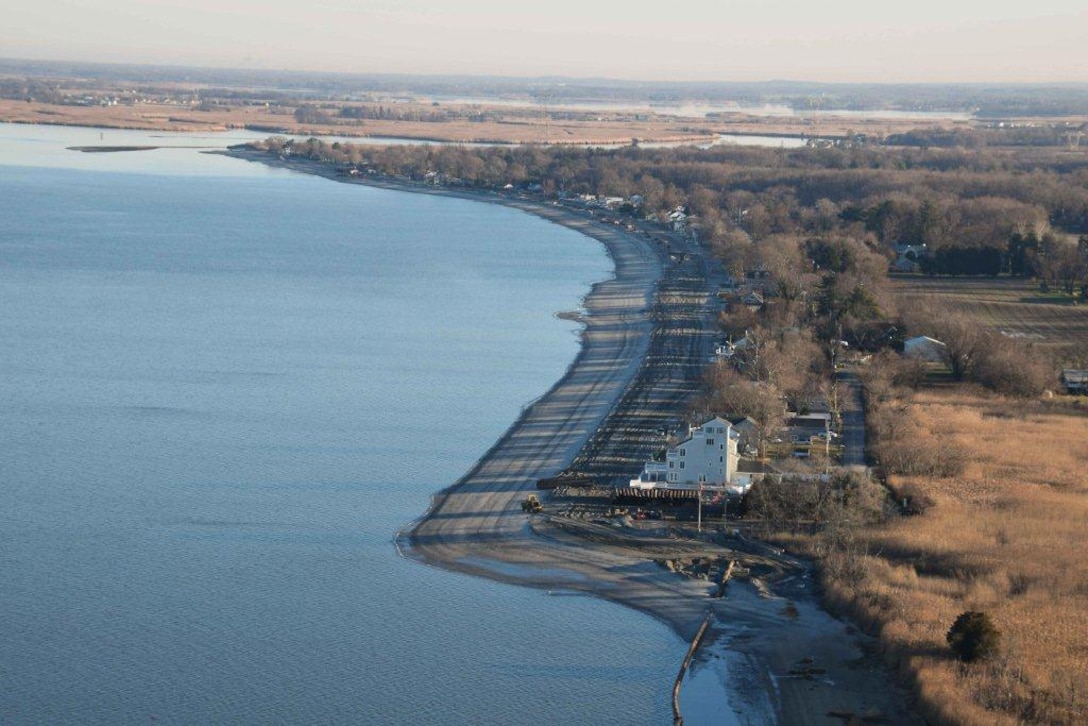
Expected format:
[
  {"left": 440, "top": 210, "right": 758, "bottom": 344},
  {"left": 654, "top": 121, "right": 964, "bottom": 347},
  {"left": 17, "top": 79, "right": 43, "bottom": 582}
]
[{"left": 0, "top": 124, "right": 678, "bottom": 724}]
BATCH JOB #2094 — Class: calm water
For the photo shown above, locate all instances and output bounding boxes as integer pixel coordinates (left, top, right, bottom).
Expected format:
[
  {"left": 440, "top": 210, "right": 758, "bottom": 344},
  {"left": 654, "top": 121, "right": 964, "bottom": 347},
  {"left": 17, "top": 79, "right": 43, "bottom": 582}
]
[{"left": 0, "top": 124, "right": 679, "bottom": 724}]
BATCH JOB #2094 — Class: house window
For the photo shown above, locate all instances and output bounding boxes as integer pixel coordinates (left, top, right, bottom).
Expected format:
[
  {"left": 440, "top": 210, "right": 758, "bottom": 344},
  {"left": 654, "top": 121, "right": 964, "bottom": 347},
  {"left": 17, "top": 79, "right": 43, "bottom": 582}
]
[
  {"left": 679, "top": 462, "right": 685, "bottom": 469},
  {"left": 680, "top": 448, "right": 686, "bottom": 456},
  {"left": 668, "top": 461, "right": 674, "bottom": 468},
  {"left": 699, "top": 475, "right": 706, "bottom": 483},
  {"left": 719, "top": 456, "right": 723, "bottom": 462},
  {"left": 706, "top": 438, "right": 714, "bottom": 446}
]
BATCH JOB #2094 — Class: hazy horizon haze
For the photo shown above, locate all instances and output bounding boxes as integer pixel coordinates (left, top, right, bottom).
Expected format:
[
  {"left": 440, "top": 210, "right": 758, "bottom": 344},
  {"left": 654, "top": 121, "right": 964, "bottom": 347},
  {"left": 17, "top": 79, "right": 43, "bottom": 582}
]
[{"left": 3, "top": 1, "right": 1087, "bottom": 84}]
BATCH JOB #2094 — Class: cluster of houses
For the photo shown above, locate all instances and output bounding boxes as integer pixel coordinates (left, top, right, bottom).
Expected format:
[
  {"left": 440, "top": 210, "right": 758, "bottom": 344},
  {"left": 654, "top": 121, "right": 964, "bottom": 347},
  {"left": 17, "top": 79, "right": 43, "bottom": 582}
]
[
  {"left": 624, "top": 331, "right": 1087, "bottom": 501},
  {"left": 716, "top": 269, "right": 776, "bottom": 315},
  {"left": 565, "top": 192, "right": 643, "bottom": 213}
]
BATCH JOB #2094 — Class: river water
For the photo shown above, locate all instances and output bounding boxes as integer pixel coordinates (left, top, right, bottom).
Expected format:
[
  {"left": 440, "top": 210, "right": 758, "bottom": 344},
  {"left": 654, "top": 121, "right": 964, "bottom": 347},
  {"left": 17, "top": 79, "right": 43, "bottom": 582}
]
[{"left": 0, "top": 123, "right": 682, "bottom": 724}]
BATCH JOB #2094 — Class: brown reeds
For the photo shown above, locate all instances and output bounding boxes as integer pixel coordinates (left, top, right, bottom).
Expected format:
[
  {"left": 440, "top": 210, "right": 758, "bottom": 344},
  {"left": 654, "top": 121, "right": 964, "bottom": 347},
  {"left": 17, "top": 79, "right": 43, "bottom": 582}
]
[{"left": 824, "top": 389, "right": 1088, "bottom": 724}]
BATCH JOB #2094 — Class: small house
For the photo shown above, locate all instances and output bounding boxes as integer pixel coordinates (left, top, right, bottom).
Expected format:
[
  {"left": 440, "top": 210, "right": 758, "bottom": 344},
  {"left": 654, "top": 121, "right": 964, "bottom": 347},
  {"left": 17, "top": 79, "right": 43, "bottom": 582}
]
[
  {"left": 895, "top": 243, "right": 927, "bottom": 260},
  {"left": 891, "top": 256, "right": 920, "bottom": 273},
  {"left": 741, "top": 291, "right": 765, "bottom": 310},
  {"left": 727, "top": 416, "right": 759, "bottom": 455},
  {"left": 904, "top": 335, "right": 948, "bottom": 363},
  {"left": 1060, "top": 369, "right": 1088, "bottom": 395}
]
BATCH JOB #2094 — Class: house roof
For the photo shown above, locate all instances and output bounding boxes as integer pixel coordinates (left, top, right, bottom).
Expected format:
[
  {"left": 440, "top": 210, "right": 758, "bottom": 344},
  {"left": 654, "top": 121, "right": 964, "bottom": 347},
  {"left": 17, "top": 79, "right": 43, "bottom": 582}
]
[
  {"left": 787, "top": 414, "right": 832, "bottom": 432},
  {"left": 696, "top": 415, "right": 733, "bottom": 428},
  {"left": 737, "top": 459, "right": 776, "bottom": 474},
  {"left": 673, "top": 416, "right": 733, "bottom": 448},
  {"left": 1061, "top": 369, "right": 1088, "bottom": 383},
  {"left": 905, "top": 335, "right": 946, "bottom": 347}
]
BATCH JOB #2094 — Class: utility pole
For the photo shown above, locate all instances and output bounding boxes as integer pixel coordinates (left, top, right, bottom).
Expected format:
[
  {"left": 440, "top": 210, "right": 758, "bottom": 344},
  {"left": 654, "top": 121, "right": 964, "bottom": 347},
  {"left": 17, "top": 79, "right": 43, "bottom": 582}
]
[
  {"left": 825, "top": 414, "right": 831, "bottom": 476},
  {"left": 697, "top": 482, "right": 704, "bottom": 533}
]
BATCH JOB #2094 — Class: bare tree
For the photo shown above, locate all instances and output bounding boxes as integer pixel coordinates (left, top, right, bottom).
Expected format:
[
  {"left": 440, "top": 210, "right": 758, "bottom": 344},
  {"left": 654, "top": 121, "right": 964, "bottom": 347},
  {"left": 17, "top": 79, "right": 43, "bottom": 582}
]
[
  {"left": 705, "top": 365, "right": 787, "bottom": 460},
  {"left": 905, "top": 307, "right": 988, "bottom": 381}
]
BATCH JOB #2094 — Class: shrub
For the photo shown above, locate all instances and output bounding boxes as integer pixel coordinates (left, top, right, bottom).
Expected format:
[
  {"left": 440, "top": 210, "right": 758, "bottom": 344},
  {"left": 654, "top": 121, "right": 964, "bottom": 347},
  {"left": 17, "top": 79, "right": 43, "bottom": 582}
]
[
  {"left": 973, "top": 340, "right": 1053, "bottom": 398},
  {"left": 892, "top": 480, "right": 936, "bottom": 516},
  {"left": 947, "top": 611, "right": 1001, "bottom": 662}
]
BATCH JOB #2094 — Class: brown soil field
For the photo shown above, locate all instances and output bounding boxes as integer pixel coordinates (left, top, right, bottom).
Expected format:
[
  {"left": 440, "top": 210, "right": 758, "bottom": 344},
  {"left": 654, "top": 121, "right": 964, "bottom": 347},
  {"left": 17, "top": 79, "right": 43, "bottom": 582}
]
[
  {"left": 0, "top": 95, "right": 974, "bottom": 145},
  {"left": 895, "top": 275, "right": 1088, "bottom": 347},
  {"left": 814, "top": 387, "right": 1088, "bottom": 724}
]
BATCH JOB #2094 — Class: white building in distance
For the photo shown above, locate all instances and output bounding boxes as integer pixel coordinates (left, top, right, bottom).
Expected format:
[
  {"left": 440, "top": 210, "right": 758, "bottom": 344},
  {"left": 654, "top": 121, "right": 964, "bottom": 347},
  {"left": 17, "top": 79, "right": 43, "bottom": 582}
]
[
  {"left": 904, "top": 335, "right": 948, "bottom": 363},
  {"left": 630, "top": 416, "right": 738, "bottom": 490}
]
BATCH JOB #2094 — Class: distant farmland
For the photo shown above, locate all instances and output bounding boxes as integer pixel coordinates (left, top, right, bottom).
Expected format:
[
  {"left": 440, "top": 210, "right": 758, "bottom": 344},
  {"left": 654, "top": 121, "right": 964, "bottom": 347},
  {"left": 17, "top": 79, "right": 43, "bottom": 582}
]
[{"left": 895, "top": 275, "right": 1088, "bottom": 347}]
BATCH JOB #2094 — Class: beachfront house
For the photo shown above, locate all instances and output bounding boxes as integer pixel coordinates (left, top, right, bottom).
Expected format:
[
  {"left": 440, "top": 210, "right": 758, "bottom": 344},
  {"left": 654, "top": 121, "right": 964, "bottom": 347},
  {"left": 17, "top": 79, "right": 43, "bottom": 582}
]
[{"left": 630, "top": 416, "right": 738, "bottom": 491}]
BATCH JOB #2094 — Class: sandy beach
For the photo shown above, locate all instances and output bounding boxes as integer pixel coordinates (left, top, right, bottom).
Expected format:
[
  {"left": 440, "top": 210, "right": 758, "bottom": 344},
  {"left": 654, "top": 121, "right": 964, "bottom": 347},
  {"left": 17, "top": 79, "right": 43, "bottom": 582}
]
[{"left": 225, "top": 148, "right": 918, "bottom": 725}]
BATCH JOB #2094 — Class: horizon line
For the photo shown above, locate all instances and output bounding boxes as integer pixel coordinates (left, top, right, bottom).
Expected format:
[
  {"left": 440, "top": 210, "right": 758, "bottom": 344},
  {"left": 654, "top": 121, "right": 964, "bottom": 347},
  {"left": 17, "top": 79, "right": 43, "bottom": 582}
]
[{"left": 4, "top": 56, "right": 1088, "bottom": 90}]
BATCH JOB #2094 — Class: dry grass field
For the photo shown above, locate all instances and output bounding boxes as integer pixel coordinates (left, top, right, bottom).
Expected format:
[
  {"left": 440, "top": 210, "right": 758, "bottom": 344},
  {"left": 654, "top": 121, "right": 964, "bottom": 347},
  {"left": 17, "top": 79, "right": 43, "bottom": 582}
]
[
  {"left": 895, "top": 275, "right": 1088, "bottom": 348},
  {"left": 0, "top": 97, "right": 711, "bottom": 143},
  {"left": 0, "top": 95, "right": 975, "bottom": 145},
  {"left": 814, "top": 387, "right": 1088, "bottom": 724}
]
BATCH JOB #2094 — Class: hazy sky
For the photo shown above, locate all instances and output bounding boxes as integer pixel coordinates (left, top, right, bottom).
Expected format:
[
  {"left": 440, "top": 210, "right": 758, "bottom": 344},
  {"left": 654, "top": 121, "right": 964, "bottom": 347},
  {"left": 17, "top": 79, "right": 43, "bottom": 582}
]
[{"left": 4, "top": 0, "right": 1087, "bottom": 83}]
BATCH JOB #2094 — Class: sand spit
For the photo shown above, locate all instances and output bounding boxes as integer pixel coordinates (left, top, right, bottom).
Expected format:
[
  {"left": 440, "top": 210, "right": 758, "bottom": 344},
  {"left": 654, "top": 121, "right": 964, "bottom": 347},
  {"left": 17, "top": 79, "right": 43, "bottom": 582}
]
[{"left": 223, "top": 148, "right": 917, "bottom": 725}]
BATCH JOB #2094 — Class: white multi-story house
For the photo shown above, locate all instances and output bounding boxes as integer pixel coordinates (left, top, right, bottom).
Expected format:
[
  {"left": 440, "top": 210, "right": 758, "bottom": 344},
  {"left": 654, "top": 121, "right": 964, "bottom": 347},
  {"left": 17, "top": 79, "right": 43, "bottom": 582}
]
[{"left": 630, "top": 416, "right": 738, "bottom": 490}]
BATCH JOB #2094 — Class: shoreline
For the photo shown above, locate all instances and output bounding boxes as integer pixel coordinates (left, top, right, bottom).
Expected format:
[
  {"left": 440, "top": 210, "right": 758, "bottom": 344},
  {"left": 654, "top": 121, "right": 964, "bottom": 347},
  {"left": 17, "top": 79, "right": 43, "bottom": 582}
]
[{"left": 224, "top": 148, "right": 918, "bottom": 725}]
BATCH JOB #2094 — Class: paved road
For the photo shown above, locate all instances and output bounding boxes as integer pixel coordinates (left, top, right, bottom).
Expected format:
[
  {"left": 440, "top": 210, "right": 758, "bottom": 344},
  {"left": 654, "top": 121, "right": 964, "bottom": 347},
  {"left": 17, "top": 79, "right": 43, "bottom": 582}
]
[{"left": 837, "top": 369, "right": 868, "bottom": 470}]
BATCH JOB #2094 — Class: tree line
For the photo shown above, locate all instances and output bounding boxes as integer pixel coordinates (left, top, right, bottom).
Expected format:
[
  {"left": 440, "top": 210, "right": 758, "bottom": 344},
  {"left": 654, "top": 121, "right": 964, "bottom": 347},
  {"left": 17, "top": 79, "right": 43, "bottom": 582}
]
[{"left": 251, "top": 135, "right": 1085, "bottom": 388}]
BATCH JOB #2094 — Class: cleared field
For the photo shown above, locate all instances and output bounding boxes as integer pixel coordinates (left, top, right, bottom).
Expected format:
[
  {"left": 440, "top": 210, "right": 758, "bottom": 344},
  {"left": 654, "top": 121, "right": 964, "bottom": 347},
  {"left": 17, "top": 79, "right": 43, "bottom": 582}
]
[{"left": 895, "top": 275, "right": 1088, "bottom": 346}]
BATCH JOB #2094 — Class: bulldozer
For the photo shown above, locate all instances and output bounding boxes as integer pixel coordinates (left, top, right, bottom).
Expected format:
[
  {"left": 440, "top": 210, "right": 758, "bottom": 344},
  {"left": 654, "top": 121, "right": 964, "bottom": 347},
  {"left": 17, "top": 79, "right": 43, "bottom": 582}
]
[{"left": 521, "top": 494, "right": 543, "bottom": 513}]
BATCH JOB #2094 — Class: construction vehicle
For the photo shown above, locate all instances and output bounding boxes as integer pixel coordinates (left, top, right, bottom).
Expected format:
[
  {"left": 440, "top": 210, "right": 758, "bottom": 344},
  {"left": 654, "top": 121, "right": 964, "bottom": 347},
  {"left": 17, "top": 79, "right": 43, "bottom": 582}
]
[{"left": 521, "top": 494, "right": 543, "bottom": 513}]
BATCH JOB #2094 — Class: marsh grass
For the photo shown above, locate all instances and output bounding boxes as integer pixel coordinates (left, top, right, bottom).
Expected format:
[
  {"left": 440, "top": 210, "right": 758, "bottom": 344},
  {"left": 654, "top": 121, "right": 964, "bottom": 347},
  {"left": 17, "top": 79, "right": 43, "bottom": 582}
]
[{"left": 779, "top": 388, "right": 1088, "bottom": 724}]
